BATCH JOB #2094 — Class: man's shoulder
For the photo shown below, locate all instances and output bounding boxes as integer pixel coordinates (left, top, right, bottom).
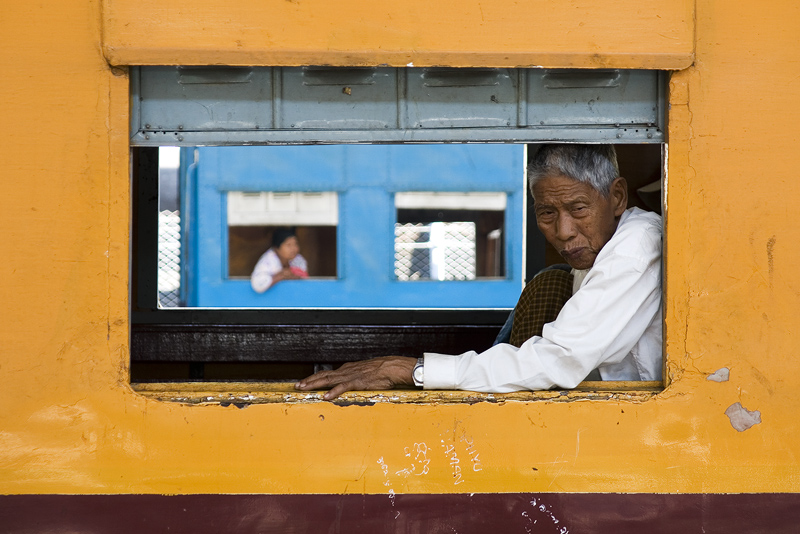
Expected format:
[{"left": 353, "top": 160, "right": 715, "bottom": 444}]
[
  {"left": 621, "top": 206, "right": 662, "bottom": 228},
  {"left": 618, "top": 207, "right": 662, "bottom": 238},
  {"left": 608, "top": 208, "right": 662, "bottom": 259}
]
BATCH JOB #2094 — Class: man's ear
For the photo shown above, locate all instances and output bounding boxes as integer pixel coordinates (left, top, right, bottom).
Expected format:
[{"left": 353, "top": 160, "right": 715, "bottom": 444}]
[{"left": 611, "top": 177, "right": 628, "bottom": 217}]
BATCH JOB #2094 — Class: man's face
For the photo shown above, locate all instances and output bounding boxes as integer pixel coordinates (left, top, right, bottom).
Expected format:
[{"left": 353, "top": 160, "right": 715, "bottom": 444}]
[{"left": 532, "top": 174, "right": 628, "bottom": 270}]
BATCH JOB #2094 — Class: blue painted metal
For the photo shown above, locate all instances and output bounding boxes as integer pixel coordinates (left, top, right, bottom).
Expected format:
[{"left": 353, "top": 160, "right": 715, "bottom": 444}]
[{"left": 181, "top": 144, "right": 525, "bottom": 308}]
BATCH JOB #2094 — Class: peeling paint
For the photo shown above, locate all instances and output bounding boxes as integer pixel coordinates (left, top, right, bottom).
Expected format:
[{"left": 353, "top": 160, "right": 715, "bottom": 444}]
[
  {"left": 725, "top": 402, "right": 761, "bottom": 432},
  {"left": 707, "top": 368, "right": 730, "bottom": 382},
  {"left": 132, "top": 383, "right": 660, "bottom": 406}
]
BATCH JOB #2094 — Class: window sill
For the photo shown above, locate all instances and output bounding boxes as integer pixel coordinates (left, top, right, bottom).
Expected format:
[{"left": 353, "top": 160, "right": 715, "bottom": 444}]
[{"left": 131, "top": 381, "right": 662, "bottom": 405}]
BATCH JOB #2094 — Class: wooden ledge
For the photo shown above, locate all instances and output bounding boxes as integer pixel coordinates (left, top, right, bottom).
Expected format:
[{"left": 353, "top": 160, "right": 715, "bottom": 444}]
[{"left": 131, "top": 381, "right": 662, "bottom": 405}]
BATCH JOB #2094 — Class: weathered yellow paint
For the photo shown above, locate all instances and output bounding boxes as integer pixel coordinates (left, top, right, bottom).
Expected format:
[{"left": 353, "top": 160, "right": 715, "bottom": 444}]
[
  {"left": 2, "top": 0, "right": 800, "bottom": 496},
  {"left": 131, "top": 381, "right": 663, "bottom": 405},
  {"left": 102, "top": 0, "right": 694, "bottom": 69}
]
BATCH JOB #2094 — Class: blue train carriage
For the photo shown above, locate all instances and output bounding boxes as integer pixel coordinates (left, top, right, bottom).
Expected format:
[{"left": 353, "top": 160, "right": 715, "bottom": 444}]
[{"left": 176, "top": 144, "right": 526, "bottom": 308}]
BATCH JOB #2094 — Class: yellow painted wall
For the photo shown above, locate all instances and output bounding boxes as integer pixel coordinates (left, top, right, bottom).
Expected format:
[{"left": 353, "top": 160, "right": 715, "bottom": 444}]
[
  {"left": 1, "top": 0, "right": 799, "bottom": 494},
  {"left": 103, "top": 0, "right": 694, "bottom": 68}
]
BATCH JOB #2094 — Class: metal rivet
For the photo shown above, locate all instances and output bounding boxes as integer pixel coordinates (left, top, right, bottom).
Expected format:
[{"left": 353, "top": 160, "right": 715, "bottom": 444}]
[
  {"left": 145, "top": 124, "right": 151, "bottom": 129},
  {"left": 647, "top": 133, "right": 653, "bottom": 138},
  {"left": 616, "top": 133, "right": 621, "bottom": 138},
  {"left": 144, "top": 134, "right": 150, "bottom": 140},
  {"left": 178, "top": 125, "right": 184, "bottom": 130}
]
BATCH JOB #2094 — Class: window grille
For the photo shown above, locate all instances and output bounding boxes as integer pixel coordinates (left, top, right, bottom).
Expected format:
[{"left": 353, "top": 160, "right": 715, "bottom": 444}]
[
  {"left": 394, "top": 222, "right": 476, "bottom": 281},
  {"left": 158, "top": 210, "right": 182, "bottom": 307}
]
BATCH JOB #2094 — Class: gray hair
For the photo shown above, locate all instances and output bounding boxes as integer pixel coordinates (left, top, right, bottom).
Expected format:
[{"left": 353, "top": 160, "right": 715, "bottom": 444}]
[{"left": 528, "top": 144, "right": 620, "bottom": 196}]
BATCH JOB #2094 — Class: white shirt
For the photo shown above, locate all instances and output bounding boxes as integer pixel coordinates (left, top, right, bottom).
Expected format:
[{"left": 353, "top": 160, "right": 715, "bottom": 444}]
[
  {"left": 250, "top": 249, "right": 308, "bottom": 293},
  {"left": 424, "top": 207, "right": 663, "bottom": 392}
]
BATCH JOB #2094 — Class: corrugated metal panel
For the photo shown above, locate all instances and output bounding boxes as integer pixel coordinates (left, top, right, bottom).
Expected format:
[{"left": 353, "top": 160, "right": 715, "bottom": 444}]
[
  {"left": 405, "top": 68, "right": 519, "bottom": 129},
  {"left": 131, "top": 67, "right": 665, "bottom": 145},
  {"left": 135, "top": 67, "right": 273, "bottom": 135},
  {"left": 280, "top": 67, "right": 398, "bottom": 130}
]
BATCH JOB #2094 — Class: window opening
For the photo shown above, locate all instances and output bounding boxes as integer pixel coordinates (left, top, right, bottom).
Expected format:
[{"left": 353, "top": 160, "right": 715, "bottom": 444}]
[
  {"left": 131, "top": 66, "right": 667, "bottom": 389},
  {"left": 133, "top": 142, "right": 663, "bottom": 384}
]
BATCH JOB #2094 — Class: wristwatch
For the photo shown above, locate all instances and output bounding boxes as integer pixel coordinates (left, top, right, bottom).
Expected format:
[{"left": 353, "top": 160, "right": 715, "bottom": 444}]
[{"left": 412, "top": 357, "right": 424, "bottom": 387}]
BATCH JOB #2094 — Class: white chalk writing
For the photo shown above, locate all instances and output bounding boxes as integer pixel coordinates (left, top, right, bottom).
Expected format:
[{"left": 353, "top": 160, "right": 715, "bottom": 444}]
[
  {"left": 441, "top": 440, "right": 464, "bottom": 485},
  {"left": 529, "top": 497, "right": 568, "bottom": 533},
  {"left": 377, "top": 456, "right": 396, "bottom": 506},
  {"left": 395, "top": 442, "right": 430, "bottom": 477},
  {"left": 461, "top": 435, "right": 483, "bottom": 472}
]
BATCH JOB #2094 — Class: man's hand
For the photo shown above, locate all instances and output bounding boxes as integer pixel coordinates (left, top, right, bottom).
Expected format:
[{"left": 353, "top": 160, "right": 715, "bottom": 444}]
[{"left": 294, "top": 356, "right": 418, "bottom": 400}]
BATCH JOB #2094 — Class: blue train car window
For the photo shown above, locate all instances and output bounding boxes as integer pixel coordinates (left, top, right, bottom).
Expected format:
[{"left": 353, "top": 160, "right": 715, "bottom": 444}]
[
  {"left": 227, "top": 191, "right": 338, "bottom": 285},
  {"left": 395, "top": 192, "right": 507, "bottom": 281}
]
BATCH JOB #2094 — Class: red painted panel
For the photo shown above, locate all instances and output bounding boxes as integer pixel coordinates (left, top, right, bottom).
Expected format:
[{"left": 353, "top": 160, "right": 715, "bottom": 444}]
[{"left": 1, "top": 494, "right": 798, "bottom": 533}]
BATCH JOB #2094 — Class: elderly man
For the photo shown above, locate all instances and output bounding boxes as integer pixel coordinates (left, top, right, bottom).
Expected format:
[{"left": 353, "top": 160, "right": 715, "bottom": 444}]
[{"left": 296, "top": 144, "right": 662, "bottom": 400}]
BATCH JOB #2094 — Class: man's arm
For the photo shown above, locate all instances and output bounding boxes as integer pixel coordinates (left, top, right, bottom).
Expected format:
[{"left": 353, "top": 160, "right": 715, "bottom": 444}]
[
  {"left": 296, "top": 213, "right": 661, "bottom": 399},
  {"left": 425, "top": 216, "right": 662, "bottom": 391},
  {"left": 295, "top": 356, "right": 417, "bottom": 400}
]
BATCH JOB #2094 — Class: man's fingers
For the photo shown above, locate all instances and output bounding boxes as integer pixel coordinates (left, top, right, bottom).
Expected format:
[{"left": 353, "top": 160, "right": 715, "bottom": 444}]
[
  {"left": 323, "top": 382, "right": 354, "bottom": 400},
  {"left": 295, "top": 371, "right": 337, "bottom": 390},
  {"left": 295, "top": 362, "right": 361, "bottom": 390},
  {"left": 294, "top": 356, "right": 418, "bottom": 399}
]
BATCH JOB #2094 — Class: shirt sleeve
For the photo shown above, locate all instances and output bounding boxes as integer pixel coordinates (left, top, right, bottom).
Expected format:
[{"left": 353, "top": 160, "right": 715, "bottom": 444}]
[
  {"left": 250, "top": 250, "right": 281, "bottom": 293},
  {"left": 424, "top": 218, "right": 662, "bottom": 392}
]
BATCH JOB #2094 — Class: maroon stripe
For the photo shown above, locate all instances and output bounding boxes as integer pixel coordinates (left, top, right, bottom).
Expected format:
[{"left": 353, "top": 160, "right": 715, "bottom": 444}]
[{"left": 1, "top": 493, "right": 798, "bottom": 533}]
